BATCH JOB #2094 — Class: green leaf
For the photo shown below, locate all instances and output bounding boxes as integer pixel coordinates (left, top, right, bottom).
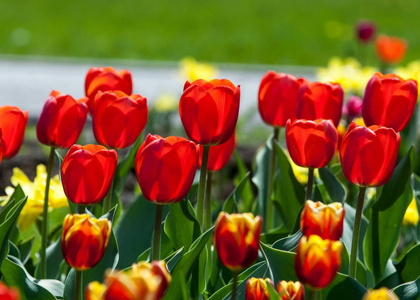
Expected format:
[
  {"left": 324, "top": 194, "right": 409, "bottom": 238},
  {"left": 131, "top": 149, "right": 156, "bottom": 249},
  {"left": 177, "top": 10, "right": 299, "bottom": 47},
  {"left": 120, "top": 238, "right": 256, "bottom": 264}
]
[
  {"left": 272, "top": 231, "right": 302, "bottom": 251},
  {"left": 392, "top": 277, "right": 420, "bottom": 300},
  {"left": 400, "top": 103, "right": 419, "bottom": 156},
  {"left": 364, "top": 147, "right": 415, "bottom": 282},
  {"left": 18, "top": 237, "right": 34, "bottom": 265},
  {"left": 395, "top": 243, "right": 420, "bottom": 283},
  {"left": 319, "top": 167, "right": 347, "bottom": 203},
  {"left": 1, "top": 255, "right": 62, "bottom": 300},
  {"left": 260, "top": 242, "right": 297, "bottom": 283},
  {"left": 273, "top": 143, "right": 305, "bottom": 232},
  {"left": 223, "top": 172, "right": 251, "bottom": 214},
  {"left": 267, "top": 282, "right": 281, "bottom": 300},
  {"left": 55, "top": 149, "right": 77, "bottom": 214},
  {"left": 320, "top": 272, "right": 367, "bottom": 300},
  {"left": 233, "top": 150, "right": 254, "bottom": 212}
]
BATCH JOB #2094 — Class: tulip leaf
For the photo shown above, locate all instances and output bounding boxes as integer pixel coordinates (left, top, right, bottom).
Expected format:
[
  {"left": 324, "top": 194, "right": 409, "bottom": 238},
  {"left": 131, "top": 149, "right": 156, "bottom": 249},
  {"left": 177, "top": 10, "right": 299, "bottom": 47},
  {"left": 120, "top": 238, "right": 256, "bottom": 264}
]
[
  {"left": 163, "top": 227, "right": 213, "bottom": 300},
  {"left": 55, "top": 149, "right": 77, "bottom": 214},
  {"left": 233, "top": 150, "right": 254, "bottom": 212},
  {"left": 223, "top": 172, "right": 251, "bottom": 214},
  {"left": 260, "top": 242, "right": 297, "bottom": 283},
  {"left": 319, "top": 167, "right": 347, "bottom": 203},
  {"left": 63, "top": 268, "right": 75, "bottom": 300},
  {"left": 395, "top": 243, "right": 420, "bottom": 283},
  {"left": 18, "top": 236, "right": 34, "bottom": 265},
  {"left": 34, "top": 236, "right": 64, "bottom": 279},
  {"left": 320, "top": 272, "right": 367, "bottom": 300},
  {"left": 267, "top": 282, "right": 281, "bottom": 300},
  {"left": 392, "top": 276, "right": 420, "bottom": 300},
  {"left": 273, "top": 142, "right": 305, "bottom": 232},
  {"left": 1, "top": 255, "right": 62, "bottom": 300},
  {"left": 364, "top": 147, "right": 415, "bottom": 282},
  {"left": 400, "top": 103, "right": 419, "bottom": 156},
  {"left": 272, "top": 230, "right": 302, "bottom": 251}
]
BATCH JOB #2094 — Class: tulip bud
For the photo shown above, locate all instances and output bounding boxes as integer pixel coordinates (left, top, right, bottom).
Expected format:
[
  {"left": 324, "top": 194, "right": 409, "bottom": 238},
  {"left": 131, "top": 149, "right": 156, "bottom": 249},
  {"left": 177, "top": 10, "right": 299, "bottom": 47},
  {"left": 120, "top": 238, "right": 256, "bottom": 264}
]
[
  {"left": 85, "top": 66, "right": 133, "bottom": 113},
  {"left": 85, "top": 281, "right": 106, "bottom": 300},
  {"left": 285, "top": 119, "right": 338, "bottom": 169},
  {"left": 375, "top": 34, "right": 407, "bottom": 65},
  {"left": 214, "top": 212, "right": 262, "bottom": 271},
  {"left": 300, "top": 200, "right": 345, "bottom": 241},
  {"left": 61, "top": 214, "right": 111, "bottom": 271},
  {"left": 0, "top": 106, "right": 28, "bottom": 159},
  {"left": 245, "top": 278, "right": 273, "bottom": 300},
  {"left": 179, "top": 78, "right": 240, "bottom": 146},
  {"left": 362, "top": 73, "right": 417, "bottom": 132},
  {"left": 340, "top": 122, "right": 400, "bottom": 187},
  {"left": 92, "top": 91, "right": 148, "bottom": 149},
  {"left": 356, "top": 20, "right": 376, "bottom": 44},
  {"left": 362, "top": 287, "right": 399, "bottom": 300},
  {"left": 0, "top": 282, "right": 20, "bottom": 300},
  {"left": 36, "top": 90, "right": 88, "bottom": 149},
  {"left": 258, "top": 71, "right": 308, "bottom": 127},
  {"left": 403, "top": 198, "right": 419, "bottom": 227},
  {"left": 343, "top": 96, "right": 362, "bottom": 121},
  {"left": 276, "top": 281, "right": 305, "bottom": 300},
  {"left": 295, "top": 235, "right": 342, "bottom": 289},
  {"left": 61, "top": 144, "right": 118, "bottom": 205},
  {"left": 135, "top": 134, "right": 197, "bottom": 204},
  {"left": 296, "top": 82, "right": 343, "bottom": 127},
  {"left": 130, "top": 261, "right": 171, "bottom": 299},
  {"left": 196, "top": 132, "right": 236, "bottom": 171}
]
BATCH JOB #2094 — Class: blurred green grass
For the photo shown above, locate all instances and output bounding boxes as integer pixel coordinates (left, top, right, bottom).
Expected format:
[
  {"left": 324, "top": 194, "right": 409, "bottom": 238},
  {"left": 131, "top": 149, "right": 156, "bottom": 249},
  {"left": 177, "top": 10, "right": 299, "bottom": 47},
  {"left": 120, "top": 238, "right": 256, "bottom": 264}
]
[{"left": 1, "top": 0, "right": 419, "bottom": 66}]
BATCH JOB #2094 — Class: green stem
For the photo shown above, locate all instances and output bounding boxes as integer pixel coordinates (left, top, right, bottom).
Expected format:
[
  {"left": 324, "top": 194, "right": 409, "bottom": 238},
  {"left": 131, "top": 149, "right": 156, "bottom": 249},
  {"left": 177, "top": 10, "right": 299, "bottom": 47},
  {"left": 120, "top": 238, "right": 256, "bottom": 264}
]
[
  {"left": 197, "top": 145, "right": 210, "bottom": 226},
  {"left": 40, "top": 146, "right": 55, "bottom": 279},
  {"left": 231, "top": 271, "right": 238, "bottom": 300},
  {"left": 152, "top": 205, "right": 163, "bottom": 260},
  {"left": 306, "top": 168, "right": 314, "bottom": 200},
  {"left": 204, "top": 171, "right": 213, "bottom": 232},
  {"left": 74, "top": 270, "right": 83, "bottom": 300},
  {"left": 308, "top": 288, "right": 317, "bottom": 300},
  {"left": 77, "top": 205, "right": 85, "bottom": 214},
  {"left": 349, "top": 186, "right": 367, "bottom": 278},
  {"left": 266, "top": 127, "right": 280, "bottom": 231},
  {"left": 102, "top": 176, "right": 115, "bottom": 215}
]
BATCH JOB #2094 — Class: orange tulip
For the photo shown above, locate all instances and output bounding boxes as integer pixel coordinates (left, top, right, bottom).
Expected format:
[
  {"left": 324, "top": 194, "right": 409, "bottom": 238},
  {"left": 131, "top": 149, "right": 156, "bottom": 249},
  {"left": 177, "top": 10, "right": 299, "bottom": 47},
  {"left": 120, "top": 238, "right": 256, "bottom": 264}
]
[
  {"left": 85, "top": 66, "right": 133, "bottom": 113},
  {"left": 245, "top": 278, "right": 273, "bottom": 300},
  {"left": 294, "top": 235, "right": 342, "bottom": 289},
  {"left": 0, "top": 106, "right": 28, "bottom": 159},
  {"left": 214, "top": 212, "right": 262, "bottom": 271},
  {"left": 61, "top": 214, "right": 111, "bottom": 271},
  {"left": 300, "top": 200, "right": 345, "bottom": 241},
  {"left": 277, "top": 281, "right": 304, "bottom": 300},
  {"left": 375, "top": 34, "right": 407, "bottom": 64}
]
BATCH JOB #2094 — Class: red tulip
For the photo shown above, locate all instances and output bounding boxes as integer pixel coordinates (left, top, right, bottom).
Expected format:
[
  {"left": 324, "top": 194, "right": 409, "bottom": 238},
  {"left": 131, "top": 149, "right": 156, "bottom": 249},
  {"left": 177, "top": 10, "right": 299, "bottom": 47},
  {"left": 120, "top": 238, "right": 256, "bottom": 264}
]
[
  {"left": 85, "top": 66, "right": 133, "bottom": 113},
  {"left": 135, "top": 134, "right": 197, "bottom": 204},
  {"left": 295, "top": 235, "right": 342, "bottom": 289},
  {"left": 36, "top": 90, "right": 88, "bottom": 148},
  {"left": 340, "top": 122, "right": 400, "bottom": 187},
  {"left": 362, "top": 72, "right": 417, "bottom": 132},
  {"left": 62, "top": 214, "right": 111, "bottom": 271},
  {"left": 300, "top": 200, "right": 345, "bottom": 241},
  {"left": 296, "top": 82, "right": 343, "bottom": 127},
  {"left": 61, "top": 144, "right": 118, "bottom": 205},
  {"left": 0, "top": 106, "right": 28, "bottom": 159},
  {"left": 197, "top": 132, "right": 236, "bottom": 171},
  {"left": 286, "top": 119, "right": 338, "bottom": 169},
  {"left": 245, "top": 278, "right": 273, "bottom": 300},
  {"left": 258, "top": 71, "right": 308, "bottom": 127},
  {"left": 214, "top": 212, "right": 262, "bottom": 271},
  {"left": 179, "top": 79, "right": 240, "bottom": 145},
  {"left": 0, "top": 282, "right": 20, "bottom": 300},
  {"left": 92, "top": 91, "right": 148, "bottom": 149},
  {"left": 375, "top": 34, "right": 407, "bottom": 64},
  {"left": 276, "top": 281, "right": 304, "bottom": 300}
]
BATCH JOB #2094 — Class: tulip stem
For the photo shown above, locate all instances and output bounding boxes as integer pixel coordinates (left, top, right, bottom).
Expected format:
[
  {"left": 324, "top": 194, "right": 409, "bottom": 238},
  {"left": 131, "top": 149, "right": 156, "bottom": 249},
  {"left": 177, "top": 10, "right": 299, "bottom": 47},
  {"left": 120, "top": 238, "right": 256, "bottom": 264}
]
[
  {"left": 349, "top": 186, "right": 367, "bottom": 278},
  {"left": 306, "top": 168, "right": 314, "bottom": 200},
  {"left": 231, "top": 271, "right": 238, "bottom": 300},
  {"left": 204, "top": 171, "right": 213, "bottom": 231},
  {"left": 197, "top": 145, "right": 210, "bottom": 227},
  {"left": 77, "top": 205, "right": 85, "bottom": 214},
  {"left": 74, "top": 270, "right": 83, "bottom": 300},
  {"left": 40, "top": 146, "right": 55, "bottom": 279},
  {"left": 152, "top": 204, "right": 163, "bottom": 260},
  {"left": 308, "top": 288, "right": 318, "bottom": 300},
  {"left": 102, "top": 177, "right": 115, "bottom": 215},
  {"left": 266, "top": 127, "right": 280, "bottom": 231}
]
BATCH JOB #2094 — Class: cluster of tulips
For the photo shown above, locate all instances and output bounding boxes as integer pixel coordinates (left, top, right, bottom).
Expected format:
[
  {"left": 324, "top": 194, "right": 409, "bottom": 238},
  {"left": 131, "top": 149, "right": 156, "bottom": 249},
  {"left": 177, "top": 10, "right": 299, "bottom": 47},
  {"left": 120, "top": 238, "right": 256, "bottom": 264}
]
[{"left": 0, "top": 61, "right": 418, "bottom": 300}]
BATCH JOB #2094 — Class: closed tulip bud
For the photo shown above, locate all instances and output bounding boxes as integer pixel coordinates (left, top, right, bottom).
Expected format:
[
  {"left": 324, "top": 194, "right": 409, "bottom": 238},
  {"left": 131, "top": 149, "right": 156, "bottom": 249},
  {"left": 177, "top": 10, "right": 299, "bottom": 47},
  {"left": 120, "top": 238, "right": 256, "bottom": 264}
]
[
  {"left": 340, "top": 122, "right": 400, "bottom": 187},
  {"left": 277, "top": 281, "right": 304, "bottom": 300},
  {"left": 300, "top": 200, "right": 345, "bottom": 241},
  {"left": 61, "top": 144, "right": 118, "bottom": 205},
  {"left": 197, "top": 132, "right": 236, "bottom": 171},
  {"left": 297, "top": 82, "right": 343, "bottom": 127},
  {"left": 179, "top": 79, "right": 240, "bottom": 146},
  {"left": 245, "top": 278, "right": 273, "bottom": 300},
  {"left": 295, "top": 235, "right": 342, "bottom": 289},
  {"left": 214, "top": 212, "right": 262, "bottom": 271},
  {"left": 286, "top": 119, "right": 338, "bottom": 169},
  {"left": 85, "top": 281, "right": 106, "bottom": 300},
  {"left": 0, "top": 282, "right": 20, "bottom": 300},
  {"left": 135, "top": 134, "right": 197, "bottom": 204},
  {"left": 0, "top": 106, "right": 28, "bottom": 159},
  {"left": 363, "top": 73, "right": 417, "bottom": 132},
  {"left": 93, "top": 91, "right": 148, "bottom": 149},
  {"left": 85, "top": 67, "right": 133, "bottom": 113},
  {"left": 343, "top": 95, "right": 363, "bottom": 120},
  {"left": 356, "top": 20, "right": 376, "bottom": 44},
  {"left": 36, "top": 90, "right": 88, "bottom": 148},
  {"left": 130, "top": 261, "right": 171, "bottom": 299},
  {"left": 363, "top": 287, "right": 399, "bottom": 300},
  {"left": 375, "top": 35, "right": 407, "bottom": 64},
  {"left": 61, "top": 214, "right": 111, "bottom": 271},
  {"left": 258, "top": 71, "right": 308, "bottom": 127}
]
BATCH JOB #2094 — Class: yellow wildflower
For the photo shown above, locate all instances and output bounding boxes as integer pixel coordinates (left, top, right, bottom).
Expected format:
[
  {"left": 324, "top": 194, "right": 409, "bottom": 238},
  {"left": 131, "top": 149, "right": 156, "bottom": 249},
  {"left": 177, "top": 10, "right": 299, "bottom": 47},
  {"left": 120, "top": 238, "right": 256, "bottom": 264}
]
[
  {"left": 2, "top": 164, "right": 67, "bottom": 230},
  {"left": 317, "top": 57, "right": 377, "bottom": 95},
  {"left": 179, "top": 57, "right": 218, "bottom": 82},
  {"left": 403, "top": 198, "right": 419, "bottom": 227},
  {"left": 395, "top": 61, "right": 420, "bottom": 98},
  {"left": 154, "top": 93, "right": 178, "bottom": 113}
]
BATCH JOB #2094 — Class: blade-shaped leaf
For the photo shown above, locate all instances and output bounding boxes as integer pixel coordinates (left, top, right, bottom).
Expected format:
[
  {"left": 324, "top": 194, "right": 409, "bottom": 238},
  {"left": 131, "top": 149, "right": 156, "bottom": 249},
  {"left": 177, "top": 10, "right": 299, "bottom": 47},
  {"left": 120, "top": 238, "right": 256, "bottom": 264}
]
[{"left": 319, "top": 167, "right": 347, "bottom": 203}]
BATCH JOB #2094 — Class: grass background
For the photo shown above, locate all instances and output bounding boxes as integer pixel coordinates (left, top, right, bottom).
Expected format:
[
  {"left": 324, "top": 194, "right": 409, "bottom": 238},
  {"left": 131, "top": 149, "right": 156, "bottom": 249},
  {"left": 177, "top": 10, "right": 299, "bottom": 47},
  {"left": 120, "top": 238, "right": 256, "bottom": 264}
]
[{"left": 1, "top": 0, "right": 419, "bottom": 67}]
